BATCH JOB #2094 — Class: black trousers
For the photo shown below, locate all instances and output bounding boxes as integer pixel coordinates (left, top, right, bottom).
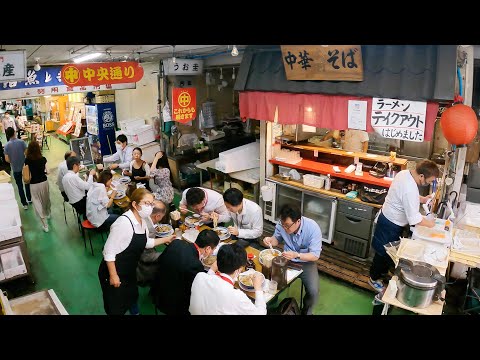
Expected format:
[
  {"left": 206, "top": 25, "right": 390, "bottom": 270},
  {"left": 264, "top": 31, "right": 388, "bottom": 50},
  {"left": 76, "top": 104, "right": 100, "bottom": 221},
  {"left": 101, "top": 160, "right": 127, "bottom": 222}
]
[
  {"left": 370, "top": 252, "right": 395, "bottom": 281},
  {"left": 71, "top": 196, "right": 87, "bottom": 217}
]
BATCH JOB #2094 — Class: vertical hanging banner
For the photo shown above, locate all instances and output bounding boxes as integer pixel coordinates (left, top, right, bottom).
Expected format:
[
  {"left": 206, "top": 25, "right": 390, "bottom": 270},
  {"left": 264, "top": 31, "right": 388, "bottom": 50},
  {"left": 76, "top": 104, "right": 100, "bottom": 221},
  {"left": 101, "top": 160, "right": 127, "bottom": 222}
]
[
  {"left": 371, "top": 97, "right": 427, "bottom": 142},
  {"left": 0, "top": 50, "right": 27, "bottom": 82},
  {"left": 281, "top": 45, "right": 363, "bottom": 81},
  {"left": 61, "top": 61, "right": 143, "bottom": 87},
  {"left": 172, "top": 87, "right": 197, "bottom": 123}
]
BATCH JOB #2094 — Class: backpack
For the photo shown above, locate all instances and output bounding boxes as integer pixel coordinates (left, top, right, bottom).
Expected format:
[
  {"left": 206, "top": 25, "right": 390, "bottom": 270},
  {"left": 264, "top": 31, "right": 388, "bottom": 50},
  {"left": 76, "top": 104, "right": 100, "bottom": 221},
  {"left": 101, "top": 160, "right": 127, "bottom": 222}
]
[{"left": 275, "top": 297, "right": 301, "bottom": 315}]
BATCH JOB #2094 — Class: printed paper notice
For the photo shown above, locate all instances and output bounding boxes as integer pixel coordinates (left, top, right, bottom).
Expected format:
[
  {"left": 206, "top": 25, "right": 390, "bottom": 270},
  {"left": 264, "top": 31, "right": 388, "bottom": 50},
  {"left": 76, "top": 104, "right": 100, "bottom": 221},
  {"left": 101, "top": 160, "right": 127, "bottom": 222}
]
[{"left": 348, "top": 100, "right": 367, "bottom": 130}]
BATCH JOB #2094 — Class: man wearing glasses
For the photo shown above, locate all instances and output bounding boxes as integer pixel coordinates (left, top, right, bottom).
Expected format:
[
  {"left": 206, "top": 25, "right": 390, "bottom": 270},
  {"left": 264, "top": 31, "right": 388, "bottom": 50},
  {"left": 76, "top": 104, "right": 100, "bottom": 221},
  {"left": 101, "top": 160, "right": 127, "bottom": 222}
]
[
  {"left": 263, "top": 204, "right": 322, "bottom": 315},
  {"left": 368, "top": 159, "right": 439, "bottom": 293}
]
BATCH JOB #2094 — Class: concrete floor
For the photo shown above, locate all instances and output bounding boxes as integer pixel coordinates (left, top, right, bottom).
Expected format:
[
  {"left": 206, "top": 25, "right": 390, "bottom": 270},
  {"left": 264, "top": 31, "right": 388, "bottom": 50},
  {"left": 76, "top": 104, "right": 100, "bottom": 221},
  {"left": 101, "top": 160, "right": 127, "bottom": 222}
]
[{"left": 1, "top": 133, "right": 409, "bottom": 315}]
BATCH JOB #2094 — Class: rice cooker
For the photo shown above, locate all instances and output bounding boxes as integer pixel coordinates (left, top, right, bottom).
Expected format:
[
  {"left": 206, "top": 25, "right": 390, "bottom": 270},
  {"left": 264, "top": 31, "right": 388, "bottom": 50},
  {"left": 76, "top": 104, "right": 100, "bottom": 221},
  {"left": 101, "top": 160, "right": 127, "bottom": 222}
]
[{"left": 394, "top": 259, "right": 446, "bottom": 309}]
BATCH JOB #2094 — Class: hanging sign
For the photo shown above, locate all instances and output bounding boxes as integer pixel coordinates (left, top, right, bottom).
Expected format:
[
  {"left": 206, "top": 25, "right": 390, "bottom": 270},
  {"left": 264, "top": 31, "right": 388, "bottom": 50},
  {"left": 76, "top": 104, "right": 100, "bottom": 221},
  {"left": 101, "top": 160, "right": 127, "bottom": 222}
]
[
  {"left": 172, "top": 87, "right": 197, "bottom": 123},
  {"left": 0, "top": 50, "right": 27, "bottom": 82},
  {"left": 164, "top": 58, "right": 204, "bottom": 76},
  {"left": 0, "top": 66, "right": 136, "bottom": 100},
  {"left": 371, "top": 97, "right": 427, "bottom": 142},
  {"left": 281, "top": 45, "right": 363, "bottom": 81},
  {"left": 61, "top": 61, "right": 143, "bottom": 87}
]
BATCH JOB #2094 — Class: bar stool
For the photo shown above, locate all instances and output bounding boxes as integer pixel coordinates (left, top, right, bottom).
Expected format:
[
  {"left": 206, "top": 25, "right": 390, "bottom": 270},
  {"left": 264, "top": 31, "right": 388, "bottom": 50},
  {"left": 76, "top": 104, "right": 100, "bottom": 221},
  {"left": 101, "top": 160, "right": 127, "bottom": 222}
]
[{"left": 81, "top": 219, "right": 106, "bottom": 256}]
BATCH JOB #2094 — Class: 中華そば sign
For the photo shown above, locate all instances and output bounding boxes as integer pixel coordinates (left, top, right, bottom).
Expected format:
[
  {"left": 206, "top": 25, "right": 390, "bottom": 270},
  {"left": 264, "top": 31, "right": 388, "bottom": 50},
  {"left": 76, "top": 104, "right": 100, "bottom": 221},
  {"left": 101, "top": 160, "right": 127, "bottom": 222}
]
[
  {"left": 281, "top": 45, "right": 363, "bottom": 81},
  {"left": 371, "top": 97, "right": 427, "bottom": 142}
]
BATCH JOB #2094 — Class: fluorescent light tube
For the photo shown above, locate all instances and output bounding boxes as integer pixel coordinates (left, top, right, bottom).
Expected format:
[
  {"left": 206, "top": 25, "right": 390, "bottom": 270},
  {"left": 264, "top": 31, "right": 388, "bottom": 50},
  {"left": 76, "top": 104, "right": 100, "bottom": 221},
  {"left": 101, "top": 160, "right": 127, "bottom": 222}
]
[{"left": 73, "top": 52, "right": 102, "bottom": 63}]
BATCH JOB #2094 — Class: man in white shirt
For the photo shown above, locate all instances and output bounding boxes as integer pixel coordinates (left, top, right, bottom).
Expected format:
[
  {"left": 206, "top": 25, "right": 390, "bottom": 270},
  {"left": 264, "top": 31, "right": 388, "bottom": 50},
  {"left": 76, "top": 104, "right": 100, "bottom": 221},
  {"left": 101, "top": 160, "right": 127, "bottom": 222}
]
[
  {"left": 223, "top": 188, "right": 263, "bottom": 244},
  {"left": 2, "top": 111, "right": 17, "bottom": 135},
  {"left": 189, "top": 243, "right": 266, "bottom": 315},
  {"left": 179, "top": 187, "right": 230, "bottom": 224},
  {"left": 343, "top": 129, "right": 369, "bottom": 153},
  {"left": 102, "top": 134, "right": 133, "bottom": 170},
  {"left": 62, "top": 156, "right": 96, "bottom": 217},
  {"left": 368, "top": 159, "right": 439, "bottom": 293},
  {"left": 57, "top": 150, "right": 76, "bottom": 202}
]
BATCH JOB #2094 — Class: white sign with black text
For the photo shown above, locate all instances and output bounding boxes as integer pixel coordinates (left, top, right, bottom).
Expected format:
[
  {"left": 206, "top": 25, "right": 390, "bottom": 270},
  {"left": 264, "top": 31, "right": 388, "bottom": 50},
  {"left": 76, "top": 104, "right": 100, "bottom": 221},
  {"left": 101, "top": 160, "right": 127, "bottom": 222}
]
[
  {"left": 348, "top": 100, "right": 367, "bottom": 130},
  {"left": 0, "top": 50, "right": 27, "bottom": 82},
  {"left": 163, "top": 58, "right": 204, "bottom": 76},
  {"left": 371, "top": 97, "right": 427, "bottom": 142}
]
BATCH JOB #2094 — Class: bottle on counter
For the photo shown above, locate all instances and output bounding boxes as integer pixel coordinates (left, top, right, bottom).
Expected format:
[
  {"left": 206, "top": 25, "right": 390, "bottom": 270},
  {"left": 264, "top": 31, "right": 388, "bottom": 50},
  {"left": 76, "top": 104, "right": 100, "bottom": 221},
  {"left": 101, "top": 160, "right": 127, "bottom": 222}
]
[
  {"left": 245, "top": 253, "right": 256, "bottom": 272},
  {"left": 325, "top": 174, "right": 331, "bottom": 191}
]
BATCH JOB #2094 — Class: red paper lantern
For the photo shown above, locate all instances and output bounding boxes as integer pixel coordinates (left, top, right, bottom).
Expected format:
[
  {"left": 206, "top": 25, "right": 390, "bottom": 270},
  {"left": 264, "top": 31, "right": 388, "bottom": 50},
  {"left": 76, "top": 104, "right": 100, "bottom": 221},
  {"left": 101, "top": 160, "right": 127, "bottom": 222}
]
[{"left": 440, "top": 104, "right": 478, "bottom": 145}]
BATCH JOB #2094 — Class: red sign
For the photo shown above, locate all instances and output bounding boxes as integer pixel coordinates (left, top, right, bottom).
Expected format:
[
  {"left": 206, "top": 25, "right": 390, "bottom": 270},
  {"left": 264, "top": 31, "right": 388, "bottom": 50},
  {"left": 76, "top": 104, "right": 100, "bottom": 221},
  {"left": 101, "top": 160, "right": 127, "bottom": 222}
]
[
  {"left": 60, "top": 61, "right": 144, "bottom": 87},
  {"left": 172, "top": 88, "right": 197, "bottom": 123}
]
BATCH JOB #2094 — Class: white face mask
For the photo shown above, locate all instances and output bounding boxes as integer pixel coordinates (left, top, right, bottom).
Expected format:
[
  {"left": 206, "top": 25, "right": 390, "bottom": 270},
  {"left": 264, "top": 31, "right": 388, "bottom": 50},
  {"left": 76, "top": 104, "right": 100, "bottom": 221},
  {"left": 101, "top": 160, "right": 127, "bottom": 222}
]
[
  {"left": 115, "top": 143, "right": 123, "bottom": 152},
  {"left": 136, "top": 204, "right": 153, "bottom": 219}
]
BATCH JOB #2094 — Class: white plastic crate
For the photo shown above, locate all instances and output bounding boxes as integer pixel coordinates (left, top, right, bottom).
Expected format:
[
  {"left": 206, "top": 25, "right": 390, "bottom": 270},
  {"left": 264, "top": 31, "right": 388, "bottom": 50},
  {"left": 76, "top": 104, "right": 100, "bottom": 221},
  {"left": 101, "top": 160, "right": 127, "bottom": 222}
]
[
  {"left": 303, "top": 174, "right": 324, "bottom": 189},
  {"left": 0, "top": 200, "right": 21, "bottom": 227},
  {"left": 216, "top": 141, "right": 260, "bottom": 173},
  {"left": 125, "top": 125, "right": 155, "bottom": 146},
  {"left": 119, "top": 118, "right": 145, "bottom": 132},
  {"left": 0, "top": 215, "right": 22, "bottom": 243},
  {"left": 0, "top": 246, "right": 26, "bottom": 279},
  {"left": 0, "top": 183, "right": 15, "bottom": 201}
]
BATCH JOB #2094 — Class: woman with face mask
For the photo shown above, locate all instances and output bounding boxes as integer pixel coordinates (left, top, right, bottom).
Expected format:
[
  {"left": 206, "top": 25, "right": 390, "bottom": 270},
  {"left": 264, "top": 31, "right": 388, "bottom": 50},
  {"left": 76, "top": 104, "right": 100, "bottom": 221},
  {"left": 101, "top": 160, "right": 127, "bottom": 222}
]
[{"left": 98, "top": 188, "right": 166, "bottom": 315}]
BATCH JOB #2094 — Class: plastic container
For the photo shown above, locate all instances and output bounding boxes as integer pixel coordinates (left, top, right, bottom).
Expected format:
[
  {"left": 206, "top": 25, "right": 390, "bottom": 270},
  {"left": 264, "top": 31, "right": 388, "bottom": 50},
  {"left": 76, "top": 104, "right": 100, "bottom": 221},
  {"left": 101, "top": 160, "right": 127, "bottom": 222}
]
[
  {"left": 412, "top": 225, "right": 452, "bottom": 245},
  {"left": 125, "top": 125, "right": 155, "bottom": 146},
  {"left": 303, "top": 174, "right": 324, "bottom": 189},
  {"left": 119, "top": 118, "right": 145, "bottom": 132},
  {"left": 324, "top": 174, "right": 331, "bottom": 191}
]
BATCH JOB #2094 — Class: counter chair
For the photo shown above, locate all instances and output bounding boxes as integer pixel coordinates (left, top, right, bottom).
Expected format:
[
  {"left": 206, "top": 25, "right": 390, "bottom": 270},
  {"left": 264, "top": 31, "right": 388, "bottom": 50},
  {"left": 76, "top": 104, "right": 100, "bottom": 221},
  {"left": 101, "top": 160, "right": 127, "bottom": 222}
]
[{"left": 81, "top": 219, "right": 107, "bottom": 256}]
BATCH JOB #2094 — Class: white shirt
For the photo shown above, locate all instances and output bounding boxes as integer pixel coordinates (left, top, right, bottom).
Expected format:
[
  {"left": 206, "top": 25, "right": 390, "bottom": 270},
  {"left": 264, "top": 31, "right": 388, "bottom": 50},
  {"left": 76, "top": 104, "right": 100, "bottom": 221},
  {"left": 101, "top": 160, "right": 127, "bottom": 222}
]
[
  {"left": 180, "top": 187, "right": 231, "bottom": 223},
  {"left": 56, "top": 160, "right": 68, "bottom": 192},
  {"left": 382, "top": 170, "right": 423, "bottom": 227},
  {"left": 103, "top": 146, "right": 133, "bottom": 170},
  {"left": 86, "top": 183, "right": 110, "bottom": 228},
  {"left": 62, "top": 170, "right": 94, "bottom": 204},
  {"left": 343, "top": 129, "right": 369, "bottom": 152},
  {"left": 2, "top": 116, "right": 16, "bottom": 133},
  {"left": 229, "top": 199, "right": 263, "bottom": 239},
  {"left": 189, "top": 272, "right": 266, "bottom": 315},
  {"left": 103, "top": 210, "right": 155, "bottom": 262},
  {"left": 128, "top": 160, "right": 151, "bottom": 177}
]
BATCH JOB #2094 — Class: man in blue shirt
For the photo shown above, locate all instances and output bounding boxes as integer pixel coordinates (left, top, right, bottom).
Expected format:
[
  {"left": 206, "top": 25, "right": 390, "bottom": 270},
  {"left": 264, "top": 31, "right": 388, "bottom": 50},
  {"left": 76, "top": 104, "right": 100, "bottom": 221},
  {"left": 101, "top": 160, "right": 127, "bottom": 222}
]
[
  {"left": 4, "top": 127, "right": 31, "bottom": 209},
  {"left": 264, "top": 204, "right": 322, "bottom": 315}
]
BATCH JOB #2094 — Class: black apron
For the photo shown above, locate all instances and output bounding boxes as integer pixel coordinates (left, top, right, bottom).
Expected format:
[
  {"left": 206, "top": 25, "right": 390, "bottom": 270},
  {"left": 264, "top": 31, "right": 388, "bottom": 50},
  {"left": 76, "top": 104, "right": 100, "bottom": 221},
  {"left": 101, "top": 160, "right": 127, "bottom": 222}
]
[
  {"left": 131, "top": 162, "right": 150, "bottom": 190},
  {"left": 98, "top": 215, "right": 147, "bottom": 315}
]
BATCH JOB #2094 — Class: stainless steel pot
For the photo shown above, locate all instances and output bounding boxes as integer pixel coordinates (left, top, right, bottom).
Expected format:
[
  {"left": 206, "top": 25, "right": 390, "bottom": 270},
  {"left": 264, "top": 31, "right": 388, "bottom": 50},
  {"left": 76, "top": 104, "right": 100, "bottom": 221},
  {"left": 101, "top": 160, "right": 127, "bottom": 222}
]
[{"left": 395, "top": 259, "right": 446, "bottom": 309}]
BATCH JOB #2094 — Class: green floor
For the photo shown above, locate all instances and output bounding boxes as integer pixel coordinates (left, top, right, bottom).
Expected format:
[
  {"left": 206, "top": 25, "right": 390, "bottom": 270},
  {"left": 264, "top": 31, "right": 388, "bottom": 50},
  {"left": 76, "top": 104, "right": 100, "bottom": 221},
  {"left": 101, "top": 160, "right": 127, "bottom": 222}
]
[{"left": 1, "top": 133, "right": 406, "bottom": 315}]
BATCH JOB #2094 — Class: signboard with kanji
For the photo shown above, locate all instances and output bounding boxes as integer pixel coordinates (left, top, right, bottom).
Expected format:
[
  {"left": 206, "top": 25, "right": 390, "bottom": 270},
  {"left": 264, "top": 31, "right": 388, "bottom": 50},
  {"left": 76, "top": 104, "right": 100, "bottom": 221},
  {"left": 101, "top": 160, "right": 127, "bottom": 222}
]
[
  {"left": 61, "top": 61, "right": 144, "bottom": 87},
  {"left": 0, "top": 66, "right": 136, "bottom": 100},
  {"left": 172, "top": 88, "right": 196, "bottom": 123},
  {"left": 371, "top": 97, "right": 427, "bottom": 142},
  {"left": 0, "top": 50, "right": 27, "bottom": 82},
  {"left": 281, "top": 45, "right": 363, "bottom": 81},
  {"left": 164, "top": 58, "right": 203, "bottom": 76}
]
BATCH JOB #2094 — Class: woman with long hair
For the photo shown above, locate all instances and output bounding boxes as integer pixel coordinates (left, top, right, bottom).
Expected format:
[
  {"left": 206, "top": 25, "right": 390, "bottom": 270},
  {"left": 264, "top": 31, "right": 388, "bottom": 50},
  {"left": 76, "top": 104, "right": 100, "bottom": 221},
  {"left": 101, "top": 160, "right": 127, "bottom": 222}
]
[
  {"left": 86, "top": 170, "right": 119, "bottom": 230},
  {"left": 150, "top": 151, "right": 174, "bottom": 205},
  {"left": 24, "top": 140, "right": 51, "bottom": 232},
  {"left": 123, "top": 147, "right": 150, "bottom": 190},
  {"left": 98, "top": 188, "right": 175, "bottom": 315}
]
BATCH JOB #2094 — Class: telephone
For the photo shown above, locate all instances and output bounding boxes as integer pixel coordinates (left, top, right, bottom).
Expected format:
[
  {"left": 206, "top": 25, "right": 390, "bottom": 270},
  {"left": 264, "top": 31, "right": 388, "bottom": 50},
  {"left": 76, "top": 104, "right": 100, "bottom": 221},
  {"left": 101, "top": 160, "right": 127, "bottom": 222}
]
[{"left": 369, "top": 162, "right": 388, "bottom": 178}]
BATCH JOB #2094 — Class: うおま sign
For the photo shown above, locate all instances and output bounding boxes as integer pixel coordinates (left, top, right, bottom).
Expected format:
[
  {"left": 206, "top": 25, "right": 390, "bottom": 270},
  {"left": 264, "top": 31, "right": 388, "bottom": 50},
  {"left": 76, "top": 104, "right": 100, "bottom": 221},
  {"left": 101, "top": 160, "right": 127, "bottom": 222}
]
[
  {"left": 172, "top": 88, "right": 197, "bottom": 123},
  {"left": 371, "top": 97, "right": 427, "bottom": 142},
  {"left": 61, "top": 62, "right": 144, "bottom": 87}
]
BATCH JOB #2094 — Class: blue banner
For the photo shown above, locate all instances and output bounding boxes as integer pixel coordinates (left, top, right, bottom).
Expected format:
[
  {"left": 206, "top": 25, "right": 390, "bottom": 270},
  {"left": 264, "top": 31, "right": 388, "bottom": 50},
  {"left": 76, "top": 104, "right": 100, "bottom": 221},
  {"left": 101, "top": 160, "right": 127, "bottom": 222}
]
[{"left": 1, "top": 66, "right": 63, "bottom": 90}]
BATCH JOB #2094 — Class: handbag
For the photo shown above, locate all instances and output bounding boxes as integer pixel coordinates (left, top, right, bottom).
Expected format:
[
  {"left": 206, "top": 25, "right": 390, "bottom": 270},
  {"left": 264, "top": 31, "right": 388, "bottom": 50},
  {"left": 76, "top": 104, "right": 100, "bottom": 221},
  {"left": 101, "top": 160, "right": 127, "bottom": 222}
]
[{"left": 22, "top": 164, "right": 31, "bottom": 184}]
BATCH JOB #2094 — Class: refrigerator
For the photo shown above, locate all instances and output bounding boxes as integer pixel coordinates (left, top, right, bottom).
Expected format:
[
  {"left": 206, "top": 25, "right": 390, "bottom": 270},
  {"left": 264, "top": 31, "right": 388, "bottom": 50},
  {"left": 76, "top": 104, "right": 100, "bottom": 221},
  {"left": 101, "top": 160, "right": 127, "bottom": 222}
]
[{"left": 85, "top": 103, "right": 118, "bottom": 163}]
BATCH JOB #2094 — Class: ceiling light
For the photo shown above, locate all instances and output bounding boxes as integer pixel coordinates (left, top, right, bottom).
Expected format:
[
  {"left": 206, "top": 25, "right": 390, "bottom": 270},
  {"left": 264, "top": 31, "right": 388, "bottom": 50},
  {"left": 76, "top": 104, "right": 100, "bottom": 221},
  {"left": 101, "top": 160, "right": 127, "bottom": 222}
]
[
  {"left": 73, "top": 52, "right": 102, "bottom": 63},
  {"left": 172, "top": 45, "right": 176, "bottom": 64},
  {"left": 231, "top": 45, "right": 239, "bottom": 57},
  {"left": 33, "top": 58, "right": 41, "bottom": 71},
  {"left": 220, "top": 68, "right": 223, "bottom": 80},
  {"left": 232, "top": 67, "right": 236, "bottom": 80}
]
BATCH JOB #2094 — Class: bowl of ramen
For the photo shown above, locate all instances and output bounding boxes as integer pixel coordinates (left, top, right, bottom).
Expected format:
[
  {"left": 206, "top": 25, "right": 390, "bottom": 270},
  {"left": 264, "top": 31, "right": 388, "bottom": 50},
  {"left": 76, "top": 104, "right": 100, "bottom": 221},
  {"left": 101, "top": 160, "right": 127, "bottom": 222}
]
[
  {"left": 238, "top": 271, "right": 265, "bottom": 291},
  {"left": 185, "top": 216, "right": 202, "bottom": 227},
  {"left": 213, "top": 226, "right": 230, "bottom": 241},
  {"left": 155, "top": 224, "right": 173, "bottom": 234},
  {"left": 202, "top": 255, "right": 217, "bottom": 267},
  {"left": 259, "top": 249, "right": 282, "bottom": 266}
]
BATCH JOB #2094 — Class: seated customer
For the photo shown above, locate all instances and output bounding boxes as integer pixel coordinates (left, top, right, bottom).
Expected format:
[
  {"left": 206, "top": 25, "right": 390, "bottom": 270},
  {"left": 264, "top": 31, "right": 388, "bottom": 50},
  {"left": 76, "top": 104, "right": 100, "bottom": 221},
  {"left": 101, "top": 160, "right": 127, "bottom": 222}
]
[
  {"left": 86, "top": 170, "right": 120, "bottom": 230},
  {"left": 62, "top": 156, "right": 96, "bottom": 217},
  {"left": 179, "top": 187, "right": 230, "bottom": 225},
  {"left": 57, "top": 150, "right": 76, "bottom": 202},
  {"left": 150, "top": 151, "right": 174, "bottom": 206},
  {"left": 223, "top": 188, "right": 263, "bottom": 244},
  {"left": 103, "top": 134, "right": 133, "bottom": 171},
  {"left": 189, "top": 243, "right": 267, "bottom": 315},
  {"left": 150, "top": 229, "right": 220, "bottom": 315},
  {"left": 123, "top": 147, "right": 150, "bottom": 190},
  {"left": 263, "top": 204, "right": 322, "bottom": 315}
]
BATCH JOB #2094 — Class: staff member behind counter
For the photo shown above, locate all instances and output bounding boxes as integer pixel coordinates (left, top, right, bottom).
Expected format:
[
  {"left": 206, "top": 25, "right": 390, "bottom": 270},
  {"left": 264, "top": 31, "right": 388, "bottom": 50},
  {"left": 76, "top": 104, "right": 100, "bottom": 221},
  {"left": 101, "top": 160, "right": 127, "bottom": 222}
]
[
  {"left": 368, "top": 159, "right": 440, "bottom": 293},
  {"left": 102, "top": 134, "right": 133, "bottom": 170},
  {"left": 323, "top": 129, "right": 369, "bottom": 153}
]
